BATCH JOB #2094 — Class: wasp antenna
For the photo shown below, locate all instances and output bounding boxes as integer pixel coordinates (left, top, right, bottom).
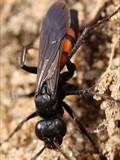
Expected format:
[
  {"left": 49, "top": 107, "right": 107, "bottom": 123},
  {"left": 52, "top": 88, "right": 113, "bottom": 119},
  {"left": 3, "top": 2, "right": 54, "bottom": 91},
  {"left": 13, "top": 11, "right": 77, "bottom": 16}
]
[
  {"left": 31, "top": 145, "right": 46, "bottom": 160},
  {"left": 54, "top": 142, "right": 71, "bottom": 160},
  {"left": 0, "top": 112, "right": 37, "bottom": 146}
]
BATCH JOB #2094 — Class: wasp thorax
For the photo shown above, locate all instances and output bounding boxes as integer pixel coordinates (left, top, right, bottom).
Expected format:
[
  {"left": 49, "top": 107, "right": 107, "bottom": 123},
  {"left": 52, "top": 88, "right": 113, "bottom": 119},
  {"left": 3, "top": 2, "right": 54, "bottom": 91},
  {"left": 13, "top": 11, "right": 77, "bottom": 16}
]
[
  {"left": 35, "top": 94, "right": 59, "bottom": 118},
  {"left": 35, "top": 118, "right": 66, "bottom": 149}
]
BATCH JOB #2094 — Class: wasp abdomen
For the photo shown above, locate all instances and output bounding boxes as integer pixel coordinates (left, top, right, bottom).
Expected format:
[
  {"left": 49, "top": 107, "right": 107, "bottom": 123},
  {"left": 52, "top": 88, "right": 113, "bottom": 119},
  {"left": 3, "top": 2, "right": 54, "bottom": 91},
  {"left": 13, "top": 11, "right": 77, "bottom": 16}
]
[{"left": 60, "top": 28, "right": 77, "bottom": 69}]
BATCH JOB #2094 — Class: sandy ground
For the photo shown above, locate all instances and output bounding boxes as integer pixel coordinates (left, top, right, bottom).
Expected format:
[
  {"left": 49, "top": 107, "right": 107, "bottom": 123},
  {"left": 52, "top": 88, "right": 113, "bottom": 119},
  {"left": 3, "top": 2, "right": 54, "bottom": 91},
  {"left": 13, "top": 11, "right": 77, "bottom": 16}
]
[{"left": 0, "top": 0, "right": 120, "bottom": 160}]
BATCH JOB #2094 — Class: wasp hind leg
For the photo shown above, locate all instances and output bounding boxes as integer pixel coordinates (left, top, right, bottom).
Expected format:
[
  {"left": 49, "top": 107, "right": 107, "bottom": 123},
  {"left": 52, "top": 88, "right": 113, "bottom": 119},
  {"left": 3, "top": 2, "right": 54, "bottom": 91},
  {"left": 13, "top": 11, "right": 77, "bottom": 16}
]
[
  {"left": 61, "top": 61, "right": 76, "bottom": 82},
  {"left": 20, "top": 46, "right": 37, "bottom": 74}
]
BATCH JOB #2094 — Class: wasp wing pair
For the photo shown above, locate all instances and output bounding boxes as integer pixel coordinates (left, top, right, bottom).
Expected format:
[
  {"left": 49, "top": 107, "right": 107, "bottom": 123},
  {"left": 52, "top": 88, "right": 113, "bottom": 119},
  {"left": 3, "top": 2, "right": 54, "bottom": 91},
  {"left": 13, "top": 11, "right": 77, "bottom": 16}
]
[{"left": 36, "top": 1, "right": 70, "bottom": 96}]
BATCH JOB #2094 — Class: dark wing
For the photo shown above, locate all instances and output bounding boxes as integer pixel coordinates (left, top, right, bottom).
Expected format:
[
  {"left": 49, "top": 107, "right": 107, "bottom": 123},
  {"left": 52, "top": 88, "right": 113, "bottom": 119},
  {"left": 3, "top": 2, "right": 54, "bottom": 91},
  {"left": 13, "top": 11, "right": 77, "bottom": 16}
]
[{"left": 36, "top": 1, "right": 70, "bottom": 95}]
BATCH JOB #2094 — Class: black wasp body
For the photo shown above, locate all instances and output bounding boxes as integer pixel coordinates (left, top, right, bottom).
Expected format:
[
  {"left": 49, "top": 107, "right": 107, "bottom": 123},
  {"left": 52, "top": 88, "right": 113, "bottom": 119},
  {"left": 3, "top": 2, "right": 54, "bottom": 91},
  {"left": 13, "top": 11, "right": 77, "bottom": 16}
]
[
  {"left": 34, "top": 0, "right": 78, "bottom": 149},
  {"left": 20, "top": 1, "right": 80, "bottom": 158}
]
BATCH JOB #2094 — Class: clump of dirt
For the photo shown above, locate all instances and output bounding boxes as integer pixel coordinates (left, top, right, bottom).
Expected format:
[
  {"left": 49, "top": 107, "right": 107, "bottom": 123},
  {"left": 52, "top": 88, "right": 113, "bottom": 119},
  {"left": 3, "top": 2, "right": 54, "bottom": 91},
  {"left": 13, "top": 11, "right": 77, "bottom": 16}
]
[
  {"left": 94, "top": 36, "right": 120, "bottom": 159},
  {"left": 0, "top": 0, "right": 120, "bottom": 160}
]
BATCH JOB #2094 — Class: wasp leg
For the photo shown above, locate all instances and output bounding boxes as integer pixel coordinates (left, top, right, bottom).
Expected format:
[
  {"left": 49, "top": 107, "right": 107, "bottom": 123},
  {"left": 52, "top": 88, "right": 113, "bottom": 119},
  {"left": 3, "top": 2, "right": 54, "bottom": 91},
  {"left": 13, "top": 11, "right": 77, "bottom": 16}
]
[
  {"left": 31, "top": 145, "right": 46, "bottom": 160},
  {"left": 61, "top": 61, "right": 76, "bottom": 82},
  {"left": 65, "top": 88, "right": 120, "bottom": 103},
  {"left": 62, "top": 101, "right": 99, "bottom": 154},
  {"left": 69, "top": 7, "right": 120, "bottom": 59},
  {"left": 17, "top": 90, "right": 35, "bottom": 98},
  {"left": 0, "top": 111, "right": 37, "bottom": 146},
  {"left": 70, "top": 9, "right": 80, "bottom": 36},
  {"left": 20, "top": 46, "right": 37, "bottom": 74}
]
